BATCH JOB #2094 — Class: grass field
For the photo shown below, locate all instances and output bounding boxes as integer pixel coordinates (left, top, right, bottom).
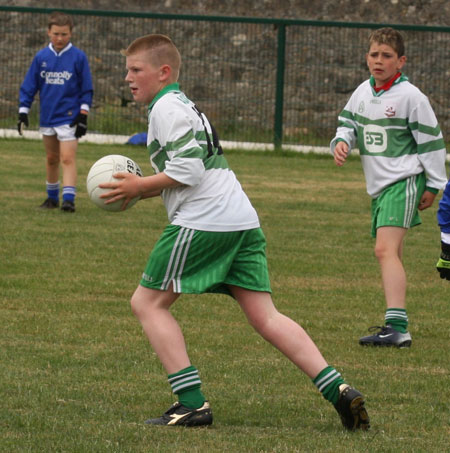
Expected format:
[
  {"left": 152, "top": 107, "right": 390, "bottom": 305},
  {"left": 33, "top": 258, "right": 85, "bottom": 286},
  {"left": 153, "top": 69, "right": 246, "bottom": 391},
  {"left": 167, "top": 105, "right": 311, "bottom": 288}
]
[{"left": 1, "top": 139, "right": 449, "bottom": 452}]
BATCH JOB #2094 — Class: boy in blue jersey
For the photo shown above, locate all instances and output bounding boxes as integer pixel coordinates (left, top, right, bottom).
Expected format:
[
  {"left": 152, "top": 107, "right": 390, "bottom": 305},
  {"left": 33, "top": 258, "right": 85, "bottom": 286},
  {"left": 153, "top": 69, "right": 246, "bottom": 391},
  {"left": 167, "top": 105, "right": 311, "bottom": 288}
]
[
  {"left": 331, "top": 28, "right": 447, "bottom": 347},
  {"left": 99, "top": 34, "right": 369, "bottom": 431},
  {"left": 437, "top": 179, "right": 450, "bottom": 280},
  {"left": 18, "top": 11, "right": 93, "bottom": 212}
]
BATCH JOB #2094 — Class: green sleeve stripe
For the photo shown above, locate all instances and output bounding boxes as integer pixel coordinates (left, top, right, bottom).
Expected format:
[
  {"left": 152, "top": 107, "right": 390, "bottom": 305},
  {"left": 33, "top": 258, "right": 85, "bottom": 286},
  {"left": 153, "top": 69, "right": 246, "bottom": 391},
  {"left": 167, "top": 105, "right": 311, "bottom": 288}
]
[
  {"left": 148, "top": 139, "right": 161, "bottom": 154},
  {"left": 164, "top": 129, "right": 197, "bottom": 152},
  {"left": 338, "top": 120, "right": 356, "bottom": 130},
  {"left": 147, "top": 128, "right": 228, "bottom": 172},
  {"left": 150, "top": 146, "right": 205, "bottom": 172},
  {"left": 417, "top": 138, "right": 446, "bottom": 154},
  {"left": 147, "top": 130, "right": 208, "bottom": 155},
  {"left": 408, "top": 121, "right": 442, "bottom": 136},
  {"left": 339, "top": 109, "right": 354, "bottom": 120},
  {"left": 173, "top": 146, "right": 205, "bottom": 159},
  {"left": 159, "top": 129, "right": 210, "bottom": 154},
  {"left": 152, "top": 147, "right": 228, "bottom": 172},
  {"left": 204, "top": 154, "right": 229, "bottom": 170},
  {"left": 151, "top": 149, "right": 168, "bottom": 172},
  {"left": 173, "top": 146, "right": 229, "bottom": 170}
]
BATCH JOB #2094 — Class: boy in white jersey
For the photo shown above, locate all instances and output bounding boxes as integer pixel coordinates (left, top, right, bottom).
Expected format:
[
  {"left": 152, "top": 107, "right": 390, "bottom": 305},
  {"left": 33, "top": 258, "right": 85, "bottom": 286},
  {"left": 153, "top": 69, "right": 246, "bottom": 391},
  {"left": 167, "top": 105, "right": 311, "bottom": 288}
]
[
  {"left": 100, "top": 34, "right": 369, "bottom": 430},
  {"left": 331, "top": 28, "right": 447, "bottom": 347},
  {"left": 18, "top": 11, "right": 93, "bottom": 212}
]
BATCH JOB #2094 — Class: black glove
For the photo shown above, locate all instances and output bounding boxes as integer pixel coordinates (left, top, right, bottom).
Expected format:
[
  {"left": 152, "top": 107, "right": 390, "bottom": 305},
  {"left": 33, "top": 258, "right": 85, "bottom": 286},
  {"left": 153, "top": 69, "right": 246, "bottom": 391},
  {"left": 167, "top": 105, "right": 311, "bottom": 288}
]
[
  {"left": 70, "top": 112, "right": 88, "bottom": 138},
  {"left": 17, "top": 113, "right": 29, "bottom": 135},
  {"left": 436, "top": 241, "right": 450, "bottom": 281}
]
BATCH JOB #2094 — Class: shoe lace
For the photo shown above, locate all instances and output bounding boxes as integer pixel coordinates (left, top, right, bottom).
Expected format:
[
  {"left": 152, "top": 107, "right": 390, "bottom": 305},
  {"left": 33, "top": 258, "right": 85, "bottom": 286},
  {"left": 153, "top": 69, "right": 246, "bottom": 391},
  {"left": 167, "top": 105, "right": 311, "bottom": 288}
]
[
  {"left": 367, "top": 325, "right": 390, "bottom": 334},
  {"left": 164, "top": 402, "right": 182, "bottom": 415}
]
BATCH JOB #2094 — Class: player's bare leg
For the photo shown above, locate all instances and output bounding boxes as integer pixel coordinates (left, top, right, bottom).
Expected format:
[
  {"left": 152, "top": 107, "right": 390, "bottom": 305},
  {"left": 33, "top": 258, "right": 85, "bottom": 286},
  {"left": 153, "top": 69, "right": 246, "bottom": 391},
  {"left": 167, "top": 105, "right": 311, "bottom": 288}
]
[
  {"left": 130, "top": 284, "right": 190, "bottom": 374},
  {"left": 229, "top": 285, "right": 327, "bottom": 378},
  {"left": 359, "top": 226, "right": 411, "bottom": 348},
  {"left": 43, "top": 134, "right": 60, "bottom": 183},
  {"left": 59, "top": 139, "right": 78, "bottom": 187},
  {"left": 39, "top": 134, "right": 61, "bottom": 208},
  {"left": 58, "top": 139, "right": 78, "bottom": 212},
  {"left": 374, "top": 226, "right": 407, "bottom": 309},
  {"left": 230, "top": 285, "right": 369, "bottom": 430},
  {"left": 131, "top": 285, "right": 212, "bottom": 427}
]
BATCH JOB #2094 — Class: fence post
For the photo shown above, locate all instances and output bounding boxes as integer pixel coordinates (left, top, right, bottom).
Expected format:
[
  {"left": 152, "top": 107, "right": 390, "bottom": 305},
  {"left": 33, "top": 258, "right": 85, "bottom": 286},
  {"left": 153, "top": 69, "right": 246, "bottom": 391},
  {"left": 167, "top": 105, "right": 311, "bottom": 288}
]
[{"left": 274, "top": 23, "right": 286, "bottom": 151}]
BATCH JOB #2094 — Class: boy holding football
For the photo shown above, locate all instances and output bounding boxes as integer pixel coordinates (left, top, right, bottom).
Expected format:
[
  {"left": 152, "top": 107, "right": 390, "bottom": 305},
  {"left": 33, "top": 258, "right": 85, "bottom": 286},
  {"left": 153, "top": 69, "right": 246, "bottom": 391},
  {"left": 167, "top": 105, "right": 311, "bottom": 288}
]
[
  {"left": 100, "top": 33, "right": 369, "bottom": 430},
  {"left": 331, "top": 27, "right": 447, "bottom": 347},
  {"left": 18, "top": 11, "right": 93, "bottom": 212}
]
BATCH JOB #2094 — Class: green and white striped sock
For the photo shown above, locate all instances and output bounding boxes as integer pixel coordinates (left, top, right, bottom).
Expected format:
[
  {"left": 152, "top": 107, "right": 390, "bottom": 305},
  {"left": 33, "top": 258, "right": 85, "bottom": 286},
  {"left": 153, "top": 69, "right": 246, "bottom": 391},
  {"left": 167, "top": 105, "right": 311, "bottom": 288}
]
[
  {"left": 168, "top": 365, "right": 205, "bottom": 409},
  {"left": 385, "top": 308, "right": 408, "bottom": 333},
  {"left": 313, "top": 365, "right": 345, "bottom": 406}
]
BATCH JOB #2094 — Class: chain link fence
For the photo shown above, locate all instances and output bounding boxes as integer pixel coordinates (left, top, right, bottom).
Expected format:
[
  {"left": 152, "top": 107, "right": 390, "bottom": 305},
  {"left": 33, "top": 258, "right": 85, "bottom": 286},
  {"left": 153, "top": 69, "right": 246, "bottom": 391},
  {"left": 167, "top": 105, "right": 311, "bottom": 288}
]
[{"left": 1, "top": 6, "right": 449, "bottom": 147}]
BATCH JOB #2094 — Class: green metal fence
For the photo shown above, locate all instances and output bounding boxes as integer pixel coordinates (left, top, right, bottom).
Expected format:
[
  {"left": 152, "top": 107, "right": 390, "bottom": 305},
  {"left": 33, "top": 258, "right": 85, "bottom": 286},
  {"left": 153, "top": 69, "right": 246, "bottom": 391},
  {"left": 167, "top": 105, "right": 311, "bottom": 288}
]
[{"left": 1, "top": 6, "right": 449, "bottom": 148}]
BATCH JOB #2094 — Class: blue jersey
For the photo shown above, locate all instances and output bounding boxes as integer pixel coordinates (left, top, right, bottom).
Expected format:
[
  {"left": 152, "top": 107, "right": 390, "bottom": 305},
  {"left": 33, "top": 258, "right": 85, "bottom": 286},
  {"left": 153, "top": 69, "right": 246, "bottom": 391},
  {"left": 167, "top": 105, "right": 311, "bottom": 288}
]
[
  {"left": 19, "top": 43, "right": 93, "bottom": 127},
  {"left": 437, "top": 179, "right": 450, "bottom": 233}
]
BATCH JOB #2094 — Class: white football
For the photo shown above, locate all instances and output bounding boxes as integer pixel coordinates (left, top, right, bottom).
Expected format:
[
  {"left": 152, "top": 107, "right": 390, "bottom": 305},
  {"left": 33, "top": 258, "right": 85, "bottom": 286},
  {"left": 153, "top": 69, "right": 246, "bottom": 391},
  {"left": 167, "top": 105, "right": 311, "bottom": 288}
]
[{"left": 86, "top": 154, "right": 143, "bottom": 212}]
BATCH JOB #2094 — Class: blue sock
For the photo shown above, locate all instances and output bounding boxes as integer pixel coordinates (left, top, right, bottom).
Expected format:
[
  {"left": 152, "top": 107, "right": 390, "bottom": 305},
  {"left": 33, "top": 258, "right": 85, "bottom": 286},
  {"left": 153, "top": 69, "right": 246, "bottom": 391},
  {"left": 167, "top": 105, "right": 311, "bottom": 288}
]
[
  {"left": 47, "top": 181, "right": 59, "bottom": 201},
  {"left": 62, "top": 186, "right": 76, "bottom": 203}
]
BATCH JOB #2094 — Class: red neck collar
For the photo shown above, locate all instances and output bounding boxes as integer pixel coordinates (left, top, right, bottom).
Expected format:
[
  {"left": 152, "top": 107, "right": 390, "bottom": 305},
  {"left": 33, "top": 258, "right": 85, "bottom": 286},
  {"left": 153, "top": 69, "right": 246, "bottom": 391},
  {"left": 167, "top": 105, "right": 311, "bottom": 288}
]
[{"left": 373, "top": 72, "right": 402, "bottom": 93}]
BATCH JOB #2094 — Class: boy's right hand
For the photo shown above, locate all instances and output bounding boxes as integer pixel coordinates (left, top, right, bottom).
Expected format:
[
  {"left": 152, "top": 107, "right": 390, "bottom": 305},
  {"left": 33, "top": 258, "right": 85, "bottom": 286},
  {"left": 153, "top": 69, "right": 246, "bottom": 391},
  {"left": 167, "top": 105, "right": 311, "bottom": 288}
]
[
  {"left": 334, "top": 141, "right": 349, "bottom": 166},
  {"left": 17, "top": 113, "right": 29, "bottom": 135}
]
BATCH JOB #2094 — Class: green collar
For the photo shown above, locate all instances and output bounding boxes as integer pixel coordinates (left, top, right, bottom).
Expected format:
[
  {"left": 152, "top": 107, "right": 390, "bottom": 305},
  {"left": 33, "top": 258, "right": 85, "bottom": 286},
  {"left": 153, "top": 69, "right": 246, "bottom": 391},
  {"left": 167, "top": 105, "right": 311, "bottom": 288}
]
[{"left": 148, "top": 83, "right": 181, "bottom": 111}]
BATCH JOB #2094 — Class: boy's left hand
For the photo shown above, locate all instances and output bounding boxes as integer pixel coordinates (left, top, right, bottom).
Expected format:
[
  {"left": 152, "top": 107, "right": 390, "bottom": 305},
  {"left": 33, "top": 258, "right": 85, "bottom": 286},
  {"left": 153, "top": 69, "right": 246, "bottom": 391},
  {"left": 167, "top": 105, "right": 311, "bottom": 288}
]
[
  {"left": 17, "top": 113, "right": 29, "bottom": 135},
  {"left": 70, "top": 113, "right": 88, "bottom": 138},
  {"left": 418, "top": 190, "right": 436, "bottom": 210}
]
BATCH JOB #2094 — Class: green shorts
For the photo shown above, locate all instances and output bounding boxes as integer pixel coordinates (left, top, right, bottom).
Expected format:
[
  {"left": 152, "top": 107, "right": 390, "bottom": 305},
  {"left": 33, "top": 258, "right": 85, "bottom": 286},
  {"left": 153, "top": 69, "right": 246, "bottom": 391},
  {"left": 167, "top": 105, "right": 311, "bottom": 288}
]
[
  {"left": 140, "top": 225, "right": 272, "bottom": 296},
  {"left": 371, "top": 173, "right": 426, "bottom": 238}
]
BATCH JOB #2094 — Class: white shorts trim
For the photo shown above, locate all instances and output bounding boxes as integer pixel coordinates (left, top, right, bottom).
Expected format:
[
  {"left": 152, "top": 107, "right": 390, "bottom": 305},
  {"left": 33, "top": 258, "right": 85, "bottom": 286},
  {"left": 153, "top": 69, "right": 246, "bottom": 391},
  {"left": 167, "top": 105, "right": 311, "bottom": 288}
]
[
  {"left": 442, "top": 232, "right": 450, "bottom": 244},
  {"left": 161, "top": 227, "right": 195, "bottom": 292},
  {"left": 39, "top": 124, "right": 77, "bottom": 141}
]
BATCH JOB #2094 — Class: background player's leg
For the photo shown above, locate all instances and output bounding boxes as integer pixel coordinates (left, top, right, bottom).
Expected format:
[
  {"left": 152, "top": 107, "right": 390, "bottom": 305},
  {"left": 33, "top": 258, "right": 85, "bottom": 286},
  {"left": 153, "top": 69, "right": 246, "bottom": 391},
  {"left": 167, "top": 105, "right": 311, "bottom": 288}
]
[
  {"left": 59, "top": 139, "right": 78, "bottom": 188},
  {"left": 43, "top": 134, "right": 60, "bottom": 183},
  {"left": 374, "top": 226, "right": 407, "bottom": 309},
  {"left": 40, "top": 134, "right": 61, "bottom": 207},
  {"left": 359, "top": 226, "right": 411, "bottom": 347},
  {"left": 59, "top": 139, "right": 78, "bottom": 211}
]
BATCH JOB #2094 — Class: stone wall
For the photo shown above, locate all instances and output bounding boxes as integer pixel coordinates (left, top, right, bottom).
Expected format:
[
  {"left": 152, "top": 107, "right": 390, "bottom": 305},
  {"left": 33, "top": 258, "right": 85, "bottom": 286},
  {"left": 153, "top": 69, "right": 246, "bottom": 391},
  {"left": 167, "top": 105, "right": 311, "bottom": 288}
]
[
  {"left": 2, "top": 0, "right": 450, "bottom": 26},
  {"left": 1, "top": 0, "right": 448, "bottom": 143}
]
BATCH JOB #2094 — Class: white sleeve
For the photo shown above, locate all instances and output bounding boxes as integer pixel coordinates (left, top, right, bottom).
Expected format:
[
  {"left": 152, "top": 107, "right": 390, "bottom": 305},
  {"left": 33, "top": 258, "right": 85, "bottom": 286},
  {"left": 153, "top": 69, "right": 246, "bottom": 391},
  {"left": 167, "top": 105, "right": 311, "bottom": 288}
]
[
  {"left": 330, "top": 96, "right": 358, "bottom": 154},
  {"left": 153, "top": 106, "right": 206, "bottom": 187},
  {"left": 410, "top": 97, "right": 447, "bottom": 191}
]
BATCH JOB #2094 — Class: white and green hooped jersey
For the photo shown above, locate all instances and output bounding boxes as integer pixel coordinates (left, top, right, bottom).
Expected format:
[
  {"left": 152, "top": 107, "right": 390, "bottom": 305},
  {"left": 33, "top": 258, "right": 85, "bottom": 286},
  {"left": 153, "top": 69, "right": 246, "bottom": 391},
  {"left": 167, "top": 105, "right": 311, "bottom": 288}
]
[
  {"left": 330, "top": 75, "right": 447, "bottom": 198},
  {"left": 147, "top": 83, "right": 260, "bottom": 232}
]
